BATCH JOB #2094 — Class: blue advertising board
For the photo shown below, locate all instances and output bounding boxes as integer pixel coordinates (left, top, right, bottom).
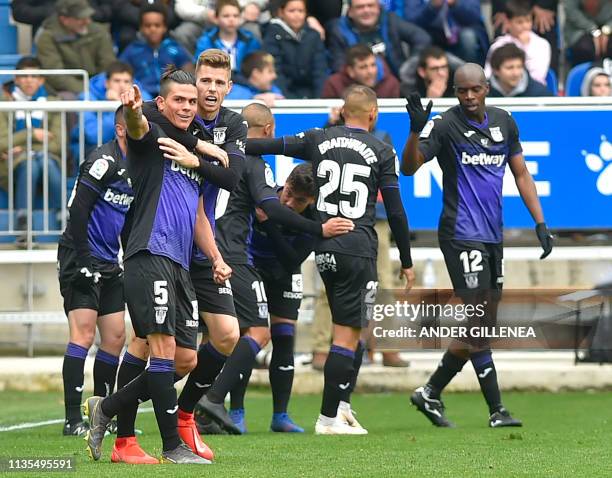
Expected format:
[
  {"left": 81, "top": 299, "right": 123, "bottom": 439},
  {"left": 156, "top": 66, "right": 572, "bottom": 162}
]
[{"left": 262, "top": 106, "right": 611, "bottom": 230}]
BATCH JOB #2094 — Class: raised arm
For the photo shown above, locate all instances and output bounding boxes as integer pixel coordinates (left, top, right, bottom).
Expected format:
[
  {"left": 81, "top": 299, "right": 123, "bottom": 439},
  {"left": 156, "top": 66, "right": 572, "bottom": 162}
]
[{"left": 120, "top": 85, "right": 148, "bottom": 140}]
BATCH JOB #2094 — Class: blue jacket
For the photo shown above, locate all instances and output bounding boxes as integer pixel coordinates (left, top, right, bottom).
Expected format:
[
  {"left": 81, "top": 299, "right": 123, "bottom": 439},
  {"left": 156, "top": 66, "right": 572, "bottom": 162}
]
[
  {"left": 226, "top": 81, "right": 283, "bottom": 100},
  {"left": 403, "top": 0, "right": 489, "bottom": 55},
  {"left": 327, "top": 11, "right": 430, "bottom": 76},
  {"left": 119, "top": 35, "right": 191, "bottom": 97},
  {"left": 194, "top": 27, "right": 260, "bottom": 76},
  {"left": 262, "top": 20, "right": 327, "bottom": 99},
  {"left": 70, "top": 72, "right": 152, "bottom": 161}
]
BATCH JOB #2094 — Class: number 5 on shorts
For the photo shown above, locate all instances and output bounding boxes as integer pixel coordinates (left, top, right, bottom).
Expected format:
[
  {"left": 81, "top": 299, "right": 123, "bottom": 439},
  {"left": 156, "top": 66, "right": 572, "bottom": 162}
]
[{"left": 154, "top": 280, "right": 168, "bottom": 305}]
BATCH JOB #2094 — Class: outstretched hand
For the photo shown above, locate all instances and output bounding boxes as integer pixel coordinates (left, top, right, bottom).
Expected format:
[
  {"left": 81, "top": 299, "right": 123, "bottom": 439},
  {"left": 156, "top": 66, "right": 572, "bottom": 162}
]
[
  {"left": 120, "top": 84, "right": 143, "bottom": 111},
  {"left": 405, "top": 93, "right": 433, "bottom": 134}
]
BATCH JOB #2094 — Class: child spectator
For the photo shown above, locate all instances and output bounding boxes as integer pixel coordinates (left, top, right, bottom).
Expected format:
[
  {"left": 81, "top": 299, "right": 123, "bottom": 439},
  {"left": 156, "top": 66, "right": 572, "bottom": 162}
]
[
  {"left": 70, "top": 62, "right": 153, "bottom": 160},
  {"left": 119, "top": 3, "right": 192, "bottom": 97},
  {"left": 322, "top": 44, "right": 400, "bottom": 99},
  {"left": 485, "top": 0, "right": 551, "bottom": 85},
  {"left": 488, "top": 43, "right": 553, "bottom": 97},
  {"left": 193, "top": 0, "right": 261, "bottom": 79},
  {"left": 263, "top": 0, "right": 326, "bottom": 99},
  {"left": 226, "top": 51, "right": 285, "bottom": 105},
  {"left": 581, "top": 64, "right": 612, "bottom": 96},
  {"left": 0, "top": 57, "right": 62, "bottom": 242}
]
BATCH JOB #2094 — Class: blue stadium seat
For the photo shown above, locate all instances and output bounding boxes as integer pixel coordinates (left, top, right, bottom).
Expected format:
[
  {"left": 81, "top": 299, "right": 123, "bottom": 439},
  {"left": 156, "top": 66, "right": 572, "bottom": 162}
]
[
  {"left": 545, "top": 70, "right": 558, "bottom": 96},
  {"left": 565, "top": 62, "right": 593, "bottom": 97},
  {"left": 0, "top": 53, "right": 21, "bottom": 86},
  {"left": 0, "top": 188, "right": 7, "bottom": 208},
  {"left": 0, "top": 210, "right": 60, "bottom": 243},
  {"left": 0, "top": 2, "right": 17, "bottom": 55}
]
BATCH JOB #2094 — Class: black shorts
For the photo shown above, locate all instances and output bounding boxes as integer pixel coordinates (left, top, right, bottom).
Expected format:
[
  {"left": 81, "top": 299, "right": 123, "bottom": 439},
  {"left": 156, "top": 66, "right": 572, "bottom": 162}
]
[
  {"left": 124, "top": 251, "right": 199, "bottom": 350},
  {"left": 190, "top": 260, "right": 236, "bottom": 317},
  {"left": 259, "top": 268, "right": 303, "bottom": 321},
  {"left": 230, "top": 263, "right": 269, "bottom": 330},
  {"left": 440, "top": 240, "right": 503, "bottom": 347},
  {"left": 57, "top": 245, "right": 125, "bottom": 316},
  {"left": 315, "top": 252, "right": 377, "bottom": 329}
]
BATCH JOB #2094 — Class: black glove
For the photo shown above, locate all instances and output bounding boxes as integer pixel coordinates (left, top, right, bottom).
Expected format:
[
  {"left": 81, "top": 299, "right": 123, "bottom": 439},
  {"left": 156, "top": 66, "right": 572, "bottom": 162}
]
[
  {"left": 72, "top": 256, "right": 100, "bottom": 290},
  {"left": 405, "top": 93, "right": 433, "bottom": 134},
  {"left": 535, "top": 223, "right": 553, "bottom": 259}
]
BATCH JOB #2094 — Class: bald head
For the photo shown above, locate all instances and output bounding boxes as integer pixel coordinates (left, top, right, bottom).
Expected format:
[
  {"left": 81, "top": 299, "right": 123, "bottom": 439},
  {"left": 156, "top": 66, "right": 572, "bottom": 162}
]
[
  {"left": 454, "top": 63, "right": 487, "bottom": 88},
  {"left": 242, "top": 102, "right": 275, "bottom": 138}
]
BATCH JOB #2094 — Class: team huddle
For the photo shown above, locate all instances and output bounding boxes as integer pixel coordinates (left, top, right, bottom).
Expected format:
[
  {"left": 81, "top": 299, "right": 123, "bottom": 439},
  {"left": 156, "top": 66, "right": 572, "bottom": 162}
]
[{"left": 57, "top": 48, "right": 553, "bottom": 464}]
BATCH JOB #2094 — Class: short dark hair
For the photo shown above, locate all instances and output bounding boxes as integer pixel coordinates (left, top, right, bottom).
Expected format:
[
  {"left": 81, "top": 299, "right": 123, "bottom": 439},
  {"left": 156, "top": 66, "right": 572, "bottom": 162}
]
[
  {"left": 345, "top": 44, "right": 375, "bottom": 68},
  {"left": 139, "top": 2, "right": 168, "bottom": 25},
  {"left": 286, "top": 162, "right": 315, "bottom": 198},
  {"left": 241, "top": 51, "right": 275, "bottom": 78},
  {"left": 17, "top": 56, "right": 41, "bottom": 70},
  {"left": 277, "top": 0, "right": 306, "bottom": 11},
  {"left": 505, "top": 0, "right": 532, "bottom": 19},
  {"left": 215, "top": 0, "right": 241, "bottom": 16},
  {"left": 490, "top": 43, "right": 526, "bottom": 71},
  {"left": 159, "top": 65, "right": 195, "bottom": 97},
  {"left": 418, "top": 46, "right": 447, "bottom": 69},
  {"left": 114, "top": 105, "right": 125, "bottom": 125},
  {"left": 106, "top": 61, "right": 133, "bottom": 80}
]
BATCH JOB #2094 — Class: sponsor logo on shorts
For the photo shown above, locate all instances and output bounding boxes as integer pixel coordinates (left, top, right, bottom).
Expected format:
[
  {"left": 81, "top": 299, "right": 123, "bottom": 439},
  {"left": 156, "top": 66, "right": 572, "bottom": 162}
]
[
  {"left": 464, "top": 273, "right": 479, "bottom": 289},
  {"left": 283, "top": 291, "right": 303, "bottom": 299},
  {"left": 218, "top": 286, "right": 233, "bottom": 295},
  {"left": 185, "top": 319, "right": 199, "bottom": 328},
  {"left": 154, "top": 306, "right": 168, "bottom": 324},
  {"left": 257, "top": 303, "right": 269, "bottom": 319},
  {"left": 315, "top": 253, "right": 337, "bottom": 272},
  {"left": 291, "top": 274, "right": 303, "bottom": 293}
]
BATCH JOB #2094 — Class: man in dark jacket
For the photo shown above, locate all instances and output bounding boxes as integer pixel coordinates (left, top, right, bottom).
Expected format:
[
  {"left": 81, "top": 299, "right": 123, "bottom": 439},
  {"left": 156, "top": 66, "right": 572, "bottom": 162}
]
[
  {"left": 11, "top": 0, "right": 111, "bottom": 36},
  {"left": 488, "top": 43, "right": 553, "bottom": 97},
  {"left": 34, "top": 0, "right": 117, "bottom": 95},
  {"left": 322, "top": 44, "right": 400, "bottom": 98},
  {"left": 326, "top": 0, "right": 430, "bottom": 76}
]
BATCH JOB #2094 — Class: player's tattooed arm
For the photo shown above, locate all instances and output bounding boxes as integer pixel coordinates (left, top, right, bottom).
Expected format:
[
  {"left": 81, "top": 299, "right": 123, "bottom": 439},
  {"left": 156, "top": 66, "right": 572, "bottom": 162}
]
[
  {"left": 194, "top": 197, "right": 232, "bottom": 283},
  {"left": 121, "top": 85, "right": 148, "bottom": 140}
]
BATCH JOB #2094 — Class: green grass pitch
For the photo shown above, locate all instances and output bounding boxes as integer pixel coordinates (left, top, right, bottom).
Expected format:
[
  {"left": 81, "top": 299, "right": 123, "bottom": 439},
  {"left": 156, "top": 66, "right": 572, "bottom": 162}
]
[{"left": 1, "top": 390, "right": 611, "bottom": 477}]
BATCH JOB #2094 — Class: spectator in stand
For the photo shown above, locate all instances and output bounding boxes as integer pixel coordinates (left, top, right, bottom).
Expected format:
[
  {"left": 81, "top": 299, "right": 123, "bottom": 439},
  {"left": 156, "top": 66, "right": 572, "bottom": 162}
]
[
  {"left": 35, "top": 0, "right": 116, "bottom": 96},
  {"left": 403, "top": 46, "right": 460, "bottom": 98},
  {"left": 110, "top": 0, "right": 179, "bottom": 53},
  {"left": 263, "top": 0, "right": 327, "bottom": 99},
  {"left": 403, "top": 0, "right": 489, "bottom": 65},
  {"left": 226, "top": 51, "right": 285, "bottom": 105},
  {"left": 326, "top": 0, "right": 431, "bottom": 77},
  {"left": 173, "top": 0, "right": 217, "bottom": 54},
  {"left": 491, "top": 0, "right": 559, "bottom": 72},
  {"left": 70, "top": 62, "right": 153, "bottom": 160},
  {"left": 581, "top": 64, "right": 612, "bottom": 96},
  {"left": 0, "top": 57, "right": 62, "bottom": 243},
  {"left": 322, "top": 44, "right": 400, "bottom": 99},
  {"left": 119, "top": 3, "right": 193, "bottom": 98},
  {"left": 485, "top": 0, "right": 550, "bottom": 85},
  {"left": 305, "top": 0, "right": 342, "bottom": 28},
  {"left": 565, "top": 0, "right": 612, "bottom": 66},
  {"left": 488, "top": 43, "right": 553, "bottom": 97},
  {"left": 11, "top": 0, "right": 112, "bottom": 37},
  {"left": 193, "top": 0, "right": 261, "bottom": 79}
]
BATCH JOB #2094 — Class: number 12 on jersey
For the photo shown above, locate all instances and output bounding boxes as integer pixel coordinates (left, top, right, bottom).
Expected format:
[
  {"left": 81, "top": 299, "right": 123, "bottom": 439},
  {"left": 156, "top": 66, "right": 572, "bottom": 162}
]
[{"left": 316, "top": 160, "right": 371, "bottom": 219}]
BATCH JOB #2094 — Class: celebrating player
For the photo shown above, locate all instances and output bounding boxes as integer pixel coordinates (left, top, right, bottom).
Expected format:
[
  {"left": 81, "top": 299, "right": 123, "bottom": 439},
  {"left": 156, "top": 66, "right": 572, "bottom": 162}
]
[
  {"left": 195, "top": 102, "right": 354, "bottom": 435},
  {"left": 246, "top": 86, "right": 416, "bottom": 434},
  {"left": 249, "top": 162, "right": 319, "bottom": 433},
  {"left": 83, "top": 70, "right": 222, "bottom": 464},
  {"left": 401, "top": 63, "right": 554, "bottom": 428},
  {"left": 110, "top": 49, "right": 245, "bottom": 464},
  {"left": 58, "top": 106, "right": 133, "bottom": 437}
]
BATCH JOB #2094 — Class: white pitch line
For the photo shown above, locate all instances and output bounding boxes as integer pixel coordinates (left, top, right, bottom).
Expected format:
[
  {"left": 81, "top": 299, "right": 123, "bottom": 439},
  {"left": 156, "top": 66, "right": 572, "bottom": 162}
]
[{"left": 0, "top": 407, "right": 154, "bottom": 433}]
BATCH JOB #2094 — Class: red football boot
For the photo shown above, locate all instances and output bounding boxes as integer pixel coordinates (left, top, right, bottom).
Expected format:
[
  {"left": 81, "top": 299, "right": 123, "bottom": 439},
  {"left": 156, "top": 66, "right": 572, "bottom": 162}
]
[
  {"left": 111, "top": 436, "right": 159, "bottom": 464},
  {"left": 178, "top": 409, "right": 215, "bottom": 461}
]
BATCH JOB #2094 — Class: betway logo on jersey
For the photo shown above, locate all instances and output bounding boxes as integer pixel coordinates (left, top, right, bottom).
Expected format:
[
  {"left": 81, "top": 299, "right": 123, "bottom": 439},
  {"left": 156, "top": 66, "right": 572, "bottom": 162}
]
[
  {"left": 103, "top": 189, "right": 134, "bottom": 206},
  {"left": 171, "top": 161, "right": 203, "bottom": 184},
  {"left": 461, "top": 151, "right": 506, "bottom": 167},
  {"left": 318, "top": 137, "right": 378, "bottom": 164}
]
